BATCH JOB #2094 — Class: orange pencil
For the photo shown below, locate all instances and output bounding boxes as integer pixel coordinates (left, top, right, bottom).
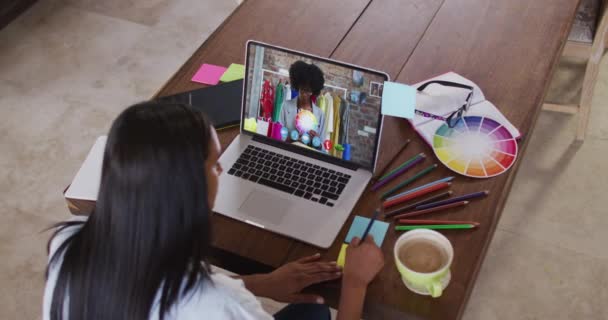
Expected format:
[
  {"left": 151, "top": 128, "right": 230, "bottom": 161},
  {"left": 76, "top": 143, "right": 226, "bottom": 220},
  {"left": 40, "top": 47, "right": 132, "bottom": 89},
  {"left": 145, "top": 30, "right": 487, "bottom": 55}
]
[
  {"left": 392, "top": 201, "right": 469, "bottom": 220},
  {"left": 397, "top": 219, "right": 480, "bottom": 226},
  {"left": 383, "top": 182, "right": 451, "bottom": 209}
]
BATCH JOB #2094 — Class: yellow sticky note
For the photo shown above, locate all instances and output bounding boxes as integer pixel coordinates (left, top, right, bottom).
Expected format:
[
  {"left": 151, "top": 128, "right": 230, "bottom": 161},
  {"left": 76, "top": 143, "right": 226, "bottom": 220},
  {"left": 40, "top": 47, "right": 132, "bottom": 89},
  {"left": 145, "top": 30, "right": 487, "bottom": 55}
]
[
  {"left": 244, "top": 117, "right": 257, "bottom": 132},
  {"left": 337, "top": 243, "right": 348, "bottom": 268},
  {"left": 220, "top": 63, "right": 245, "bottom": 82}
]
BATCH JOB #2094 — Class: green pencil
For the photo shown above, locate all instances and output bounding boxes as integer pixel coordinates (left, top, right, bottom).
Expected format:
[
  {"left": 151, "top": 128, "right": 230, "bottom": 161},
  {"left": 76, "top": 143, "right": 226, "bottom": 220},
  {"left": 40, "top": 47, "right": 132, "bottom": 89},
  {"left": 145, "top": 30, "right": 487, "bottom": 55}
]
[
  {"left": 378, "top": 152, "right": 422, "bottom": 181},
  {"left": 395, "top": 224, "right": 476, "bottom": 231},
  {"left": 381, "top": 164, "right": 438, "bottom": 199}
]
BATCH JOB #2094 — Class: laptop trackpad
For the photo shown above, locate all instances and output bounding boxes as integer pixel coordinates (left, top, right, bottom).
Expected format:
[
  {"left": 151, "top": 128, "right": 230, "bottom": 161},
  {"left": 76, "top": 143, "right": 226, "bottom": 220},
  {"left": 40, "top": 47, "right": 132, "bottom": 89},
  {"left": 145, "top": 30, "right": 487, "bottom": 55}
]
[{"left": 239, "top": 190, "right": 289, "bottom": 225}]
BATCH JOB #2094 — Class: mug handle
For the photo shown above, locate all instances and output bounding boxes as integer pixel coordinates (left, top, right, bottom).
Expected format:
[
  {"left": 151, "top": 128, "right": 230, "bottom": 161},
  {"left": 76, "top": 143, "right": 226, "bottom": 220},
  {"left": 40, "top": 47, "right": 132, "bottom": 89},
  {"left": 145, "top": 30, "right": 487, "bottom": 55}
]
[{"left": 428, "top": 280, "right": 443, "bottom": 298}]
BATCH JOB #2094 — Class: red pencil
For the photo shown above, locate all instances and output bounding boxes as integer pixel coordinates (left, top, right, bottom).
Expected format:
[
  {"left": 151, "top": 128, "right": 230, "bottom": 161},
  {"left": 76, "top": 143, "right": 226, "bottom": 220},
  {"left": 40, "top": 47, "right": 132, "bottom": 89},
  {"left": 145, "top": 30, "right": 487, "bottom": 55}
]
[
  {"left": 397, "top": 219, "right": 480, "bottom": 226},
  {"left": 383, "top": 182, "right": 451, "bottom": 209},
  {"left": 392, "top": 201, "right": 469, "bottom": 220}
]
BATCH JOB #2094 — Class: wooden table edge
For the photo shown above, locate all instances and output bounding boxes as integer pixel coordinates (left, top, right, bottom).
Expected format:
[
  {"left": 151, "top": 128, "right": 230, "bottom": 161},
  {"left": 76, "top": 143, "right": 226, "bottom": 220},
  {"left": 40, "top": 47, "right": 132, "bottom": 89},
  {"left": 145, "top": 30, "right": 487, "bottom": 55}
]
[{"left": 453, "top": 9, "right": 578, "bottom": 318}]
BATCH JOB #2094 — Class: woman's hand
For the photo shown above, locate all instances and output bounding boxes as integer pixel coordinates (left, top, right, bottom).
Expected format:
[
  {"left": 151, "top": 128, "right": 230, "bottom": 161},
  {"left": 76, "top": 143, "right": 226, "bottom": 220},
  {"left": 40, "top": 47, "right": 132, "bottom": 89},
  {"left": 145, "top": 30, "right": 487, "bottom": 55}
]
[
  {"left": 242, "top": 253, "right": 341, "bottom": 304},
  {"left": 336, "top": 236, "right": 385, "bottom": 320},
  {"left": 342, "top": 236, "right": 385, "bottom": 289}
]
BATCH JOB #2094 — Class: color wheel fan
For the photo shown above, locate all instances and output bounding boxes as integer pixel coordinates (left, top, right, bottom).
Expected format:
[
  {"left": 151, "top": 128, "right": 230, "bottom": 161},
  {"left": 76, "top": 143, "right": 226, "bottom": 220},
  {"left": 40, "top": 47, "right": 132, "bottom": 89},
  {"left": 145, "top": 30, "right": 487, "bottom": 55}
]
[{"left": 432, "top": 116, "right": 518, "bottom": 178}]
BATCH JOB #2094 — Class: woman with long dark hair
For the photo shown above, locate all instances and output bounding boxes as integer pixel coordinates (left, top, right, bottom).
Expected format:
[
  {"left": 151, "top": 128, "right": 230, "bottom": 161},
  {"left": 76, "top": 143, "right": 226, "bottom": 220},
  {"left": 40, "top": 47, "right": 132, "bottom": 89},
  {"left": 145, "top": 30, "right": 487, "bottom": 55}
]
[{"left": 44, "top": 102, "right": 384, "bottom": 320}]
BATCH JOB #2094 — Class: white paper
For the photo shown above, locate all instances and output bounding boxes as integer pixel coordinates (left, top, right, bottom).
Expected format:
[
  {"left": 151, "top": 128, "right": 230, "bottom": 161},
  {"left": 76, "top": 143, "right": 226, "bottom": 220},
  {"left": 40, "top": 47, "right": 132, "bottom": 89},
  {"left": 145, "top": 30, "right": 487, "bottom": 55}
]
[
  {"left": 64, "top": 136, "right": 106, "bottom": 201},
  {"left": 409, "top": 72, "right": 520, "bottom": 146}
]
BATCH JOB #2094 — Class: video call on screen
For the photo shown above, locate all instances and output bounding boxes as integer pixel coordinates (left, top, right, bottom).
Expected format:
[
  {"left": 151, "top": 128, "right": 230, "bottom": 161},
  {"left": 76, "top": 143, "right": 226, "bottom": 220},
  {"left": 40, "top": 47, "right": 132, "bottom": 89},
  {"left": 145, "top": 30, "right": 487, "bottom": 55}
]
[{"left": 243, "top": 43, "right": 385, "bottom": 169}]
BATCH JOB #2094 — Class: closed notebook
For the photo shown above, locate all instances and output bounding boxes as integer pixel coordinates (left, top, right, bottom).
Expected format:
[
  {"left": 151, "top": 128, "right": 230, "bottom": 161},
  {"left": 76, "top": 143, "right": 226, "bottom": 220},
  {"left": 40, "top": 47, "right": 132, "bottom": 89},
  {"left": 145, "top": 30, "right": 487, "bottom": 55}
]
[
  {"left": 409, "top": 72, "right": 521, "bottom": 146},
  {"left": 156, "top": 79, "right": 243, "bottom": 130}
]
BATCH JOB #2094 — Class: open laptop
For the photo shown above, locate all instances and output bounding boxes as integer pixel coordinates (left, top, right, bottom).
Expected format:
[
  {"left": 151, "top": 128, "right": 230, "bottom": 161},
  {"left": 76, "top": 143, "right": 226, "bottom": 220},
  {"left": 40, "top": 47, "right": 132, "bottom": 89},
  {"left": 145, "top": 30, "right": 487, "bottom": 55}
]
[{"left": 214, "top": 41, "right": 389, "bottom": 248}]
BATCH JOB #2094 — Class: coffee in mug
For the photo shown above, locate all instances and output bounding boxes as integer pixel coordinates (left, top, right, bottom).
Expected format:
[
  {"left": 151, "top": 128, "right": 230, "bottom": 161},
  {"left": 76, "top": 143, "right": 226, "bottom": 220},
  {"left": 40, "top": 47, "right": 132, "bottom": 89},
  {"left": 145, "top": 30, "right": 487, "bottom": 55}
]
[
  {"left": 393, "top": 229, "right": 454, "bottom": 298},
  {"left": 398, "top": 239, "right": 449, "bottom": 273}
]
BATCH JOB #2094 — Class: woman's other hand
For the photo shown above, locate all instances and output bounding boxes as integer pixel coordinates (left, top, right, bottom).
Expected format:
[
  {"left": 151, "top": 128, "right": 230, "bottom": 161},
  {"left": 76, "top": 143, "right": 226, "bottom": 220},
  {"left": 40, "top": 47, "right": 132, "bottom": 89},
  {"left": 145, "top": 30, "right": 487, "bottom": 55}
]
[{"left": 244, "top": 253, "right": 341, "bottom": 304}]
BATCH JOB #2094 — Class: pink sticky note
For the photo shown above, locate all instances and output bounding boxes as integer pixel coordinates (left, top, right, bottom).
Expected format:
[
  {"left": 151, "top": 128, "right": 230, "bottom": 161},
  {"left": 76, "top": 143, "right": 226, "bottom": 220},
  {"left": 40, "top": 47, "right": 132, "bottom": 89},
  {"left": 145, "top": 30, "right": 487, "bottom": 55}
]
[{"left": 191, "top": 63, "right": 227, "bottom": 85}]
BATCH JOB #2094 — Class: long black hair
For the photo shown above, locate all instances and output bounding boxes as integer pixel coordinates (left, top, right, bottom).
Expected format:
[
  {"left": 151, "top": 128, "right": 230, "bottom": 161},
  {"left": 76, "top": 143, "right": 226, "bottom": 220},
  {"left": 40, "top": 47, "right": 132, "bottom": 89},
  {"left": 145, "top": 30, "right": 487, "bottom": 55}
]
[{"left": 47, "top": 102, "right": 215, "bottom": 320}]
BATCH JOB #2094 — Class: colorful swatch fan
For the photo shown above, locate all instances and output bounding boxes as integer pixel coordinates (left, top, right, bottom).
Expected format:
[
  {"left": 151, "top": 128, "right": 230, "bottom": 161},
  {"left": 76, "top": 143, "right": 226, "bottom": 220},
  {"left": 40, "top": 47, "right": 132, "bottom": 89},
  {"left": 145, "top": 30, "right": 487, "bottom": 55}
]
[
  {"left": 295, "top": 109, "right": 318, "bottom": 134},
  {"left": 432, "top": 116, "right": 518, "bottom": 178}
]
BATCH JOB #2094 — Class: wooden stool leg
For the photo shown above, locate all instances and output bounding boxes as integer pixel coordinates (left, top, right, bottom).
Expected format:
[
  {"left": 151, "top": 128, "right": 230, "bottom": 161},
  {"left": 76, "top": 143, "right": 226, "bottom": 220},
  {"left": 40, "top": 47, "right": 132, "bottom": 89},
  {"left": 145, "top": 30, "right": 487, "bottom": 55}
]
[
  {"left": 577, "top": 57, "right": 600, "bottom": 141},
  {"left": 577, "top": 8, "right": 608, "bottom": 141}
]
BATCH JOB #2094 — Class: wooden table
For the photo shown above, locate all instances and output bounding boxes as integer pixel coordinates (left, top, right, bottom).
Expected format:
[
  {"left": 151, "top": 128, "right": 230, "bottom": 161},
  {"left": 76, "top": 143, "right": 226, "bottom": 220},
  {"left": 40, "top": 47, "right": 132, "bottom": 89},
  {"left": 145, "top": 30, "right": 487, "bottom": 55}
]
[{"left": 155, "top": 0, "right": 578, "bottom": 318}]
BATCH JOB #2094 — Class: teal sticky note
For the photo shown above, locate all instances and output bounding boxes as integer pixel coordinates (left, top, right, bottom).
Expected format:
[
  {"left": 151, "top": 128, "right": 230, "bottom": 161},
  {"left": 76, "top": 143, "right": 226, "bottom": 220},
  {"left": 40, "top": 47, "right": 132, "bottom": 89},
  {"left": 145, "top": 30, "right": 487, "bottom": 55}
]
[
  {"left": 381, "top": 81, "right": 416, "bottom": 119},
  {"left": 345, "top": 216, "right": 390, "bottom": 247}
]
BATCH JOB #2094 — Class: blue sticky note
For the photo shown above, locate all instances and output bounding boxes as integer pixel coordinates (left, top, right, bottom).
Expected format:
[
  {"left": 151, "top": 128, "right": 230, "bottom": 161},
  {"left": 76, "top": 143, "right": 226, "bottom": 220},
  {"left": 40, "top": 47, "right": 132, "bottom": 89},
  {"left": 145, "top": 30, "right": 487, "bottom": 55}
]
[
  {"left": 345, "top": 216, "right": 390, "bottom": 247},
  {"left": 381, "top": 81, "right": 416, "bottom": 119}
]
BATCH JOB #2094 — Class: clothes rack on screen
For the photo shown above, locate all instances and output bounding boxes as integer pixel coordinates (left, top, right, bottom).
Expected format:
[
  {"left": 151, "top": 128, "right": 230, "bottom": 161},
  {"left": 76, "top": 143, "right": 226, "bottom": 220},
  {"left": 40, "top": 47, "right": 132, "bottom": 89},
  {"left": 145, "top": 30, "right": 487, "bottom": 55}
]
[{"left": 254, "top": 88, "right": 351, "bottom": 158}]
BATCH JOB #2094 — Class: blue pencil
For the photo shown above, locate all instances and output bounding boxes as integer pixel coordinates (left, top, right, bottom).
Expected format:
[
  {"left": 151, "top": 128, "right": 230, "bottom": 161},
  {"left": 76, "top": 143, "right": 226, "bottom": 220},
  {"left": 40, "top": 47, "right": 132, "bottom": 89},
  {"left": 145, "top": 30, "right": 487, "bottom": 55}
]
[
  {"left": 415, "top": 190, "right": 489, "bottom": 210},
  {"left": 385, "top": 177, "right": 455, "bottom": 202},
  {"left": 360, "top": 209, "right": 380, "bottom": 242}
]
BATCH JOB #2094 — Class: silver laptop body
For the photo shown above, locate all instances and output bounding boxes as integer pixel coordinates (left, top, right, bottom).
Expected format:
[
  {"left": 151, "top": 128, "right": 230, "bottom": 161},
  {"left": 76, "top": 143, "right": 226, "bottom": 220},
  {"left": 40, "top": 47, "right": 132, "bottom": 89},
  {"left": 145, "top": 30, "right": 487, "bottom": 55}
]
[{"left": 214, "top": 41, "right": 389, "bottom": 248}]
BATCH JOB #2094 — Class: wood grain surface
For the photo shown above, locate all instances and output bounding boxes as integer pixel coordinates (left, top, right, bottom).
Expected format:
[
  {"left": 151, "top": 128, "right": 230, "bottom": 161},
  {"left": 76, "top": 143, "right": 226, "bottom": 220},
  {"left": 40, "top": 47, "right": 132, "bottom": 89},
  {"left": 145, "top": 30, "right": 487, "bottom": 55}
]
[
  {"left": 153, "top": 0, "right": 580, "bottom": 318},
  {"left": 154, "top": 0, "right": 372, "bottom": 268}
]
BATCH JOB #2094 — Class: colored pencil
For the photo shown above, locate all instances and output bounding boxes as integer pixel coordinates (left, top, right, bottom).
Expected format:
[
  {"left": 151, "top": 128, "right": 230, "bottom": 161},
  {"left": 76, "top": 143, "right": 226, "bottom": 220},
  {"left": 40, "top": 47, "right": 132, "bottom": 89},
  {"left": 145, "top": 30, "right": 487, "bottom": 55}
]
[
  {"left": 371, "top": 154, "right": 425, "bottom": 191},
  {"left": 360, "top": 209, "right": 380, "bottom": 241},
  {"left": 372, "top": 139, "right": 411, "bottom": 182},
  {"left": 385, "top": 177, "right": 455, "bottom": 202},
  {"left": 395, "top": 224, "right": 477, "bottom": 231},
  {"left": 397, "top": 219, "right": 480, "bottom": 226},
  {"left": 384, "top": 191, "right": 453, "bottom": 218},
  {"left": 377, "top": 152, "right": 424, "bottom": 182},
  {"left": 391, "top": 201, "right": 469, "bottom": 220},
  {"left": 377, "top": 147, "right": 417, "bottom": 181},
  {"left": 383, "top": 182, "right": 451, "bottom": 209},
  {"left": 381, "top": 164, "right": 438, "bottom": 198},
  {"left": 415, "top": 190, "right": 490, "bottom": 211}
]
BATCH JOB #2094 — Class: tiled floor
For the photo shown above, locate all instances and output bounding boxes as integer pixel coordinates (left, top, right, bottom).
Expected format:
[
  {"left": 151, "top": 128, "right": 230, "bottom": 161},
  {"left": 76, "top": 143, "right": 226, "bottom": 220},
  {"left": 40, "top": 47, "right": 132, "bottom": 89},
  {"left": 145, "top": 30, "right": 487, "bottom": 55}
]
[{"left": 1, "top": 1, "right": 607, "bottom": 319}]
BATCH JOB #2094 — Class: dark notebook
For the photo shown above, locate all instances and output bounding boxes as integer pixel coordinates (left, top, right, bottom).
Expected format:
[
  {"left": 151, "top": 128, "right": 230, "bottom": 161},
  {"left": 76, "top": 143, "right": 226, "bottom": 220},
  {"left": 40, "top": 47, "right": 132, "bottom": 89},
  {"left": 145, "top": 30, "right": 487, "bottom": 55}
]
[{"left": 156, "top": 79, "right": 243, "bottom": 130}]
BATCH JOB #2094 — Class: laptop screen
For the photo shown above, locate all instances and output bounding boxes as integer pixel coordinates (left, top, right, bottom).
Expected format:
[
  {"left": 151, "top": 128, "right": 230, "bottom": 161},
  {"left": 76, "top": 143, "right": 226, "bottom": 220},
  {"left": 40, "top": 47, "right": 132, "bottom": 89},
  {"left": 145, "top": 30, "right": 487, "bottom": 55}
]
[{"left": 242, "top": 41, "right": 387, "bottom": 170}]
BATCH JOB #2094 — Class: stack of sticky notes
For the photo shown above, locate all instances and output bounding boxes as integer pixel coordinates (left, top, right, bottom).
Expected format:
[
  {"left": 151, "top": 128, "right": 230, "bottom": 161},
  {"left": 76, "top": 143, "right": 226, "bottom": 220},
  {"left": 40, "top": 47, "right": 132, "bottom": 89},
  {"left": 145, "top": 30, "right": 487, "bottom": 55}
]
[
  {"left": 191, "top": 64, "right": 227, "bottom": 85},
  {"left": 191, "top": 62, "right": 245, "bottom": 85},
  {"left": 336, "top": 215, "right": 390, "bottom": 268}
]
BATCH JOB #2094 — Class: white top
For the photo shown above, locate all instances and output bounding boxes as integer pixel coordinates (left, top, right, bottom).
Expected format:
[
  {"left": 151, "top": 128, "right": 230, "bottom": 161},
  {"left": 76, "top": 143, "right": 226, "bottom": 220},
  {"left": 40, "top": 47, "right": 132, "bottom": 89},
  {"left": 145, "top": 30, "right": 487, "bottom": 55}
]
[{"left": 43, "top": 222, "right": 273, "bottom": 320}]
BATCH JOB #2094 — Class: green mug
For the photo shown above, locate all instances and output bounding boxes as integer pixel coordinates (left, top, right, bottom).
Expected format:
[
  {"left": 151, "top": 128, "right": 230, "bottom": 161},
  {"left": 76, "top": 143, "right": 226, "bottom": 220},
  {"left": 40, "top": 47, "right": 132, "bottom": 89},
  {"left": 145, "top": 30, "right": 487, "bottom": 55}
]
[{"left": 393, "top": 229, "right": 454, "bottom": 298}]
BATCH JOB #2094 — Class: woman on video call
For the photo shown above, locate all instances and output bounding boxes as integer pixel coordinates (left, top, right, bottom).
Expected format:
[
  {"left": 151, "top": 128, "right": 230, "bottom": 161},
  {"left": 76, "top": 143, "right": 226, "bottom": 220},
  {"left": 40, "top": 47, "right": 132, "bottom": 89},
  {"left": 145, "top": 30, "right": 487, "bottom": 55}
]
[{"left": 279, "top": 61, "right": 326, "bottom": 141}]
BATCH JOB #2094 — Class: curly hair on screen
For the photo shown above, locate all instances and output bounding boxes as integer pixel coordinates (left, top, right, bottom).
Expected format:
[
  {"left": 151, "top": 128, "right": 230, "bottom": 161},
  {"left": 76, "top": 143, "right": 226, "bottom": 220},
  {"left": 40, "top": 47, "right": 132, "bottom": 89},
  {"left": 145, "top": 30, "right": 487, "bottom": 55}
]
[{"left": 289, "top": 61, "right": 325, "bottom": 96}]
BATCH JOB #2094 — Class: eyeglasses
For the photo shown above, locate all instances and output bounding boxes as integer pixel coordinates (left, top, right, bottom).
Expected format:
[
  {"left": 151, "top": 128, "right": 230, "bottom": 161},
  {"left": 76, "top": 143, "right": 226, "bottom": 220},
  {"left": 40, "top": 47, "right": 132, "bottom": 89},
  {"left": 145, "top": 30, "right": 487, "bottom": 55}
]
[{"left": 415, "top": 80, "right": 474, "bottom": 128}]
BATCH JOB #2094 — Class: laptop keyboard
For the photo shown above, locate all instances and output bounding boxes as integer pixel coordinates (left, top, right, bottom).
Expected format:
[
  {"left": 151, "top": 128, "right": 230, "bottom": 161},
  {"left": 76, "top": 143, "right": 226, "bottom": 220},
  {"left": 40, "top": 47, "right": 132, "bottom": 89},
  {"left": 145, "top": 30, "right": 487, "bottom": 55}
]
[{"left": 226, "top": 145, "right": 351, "bottom": 207}]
